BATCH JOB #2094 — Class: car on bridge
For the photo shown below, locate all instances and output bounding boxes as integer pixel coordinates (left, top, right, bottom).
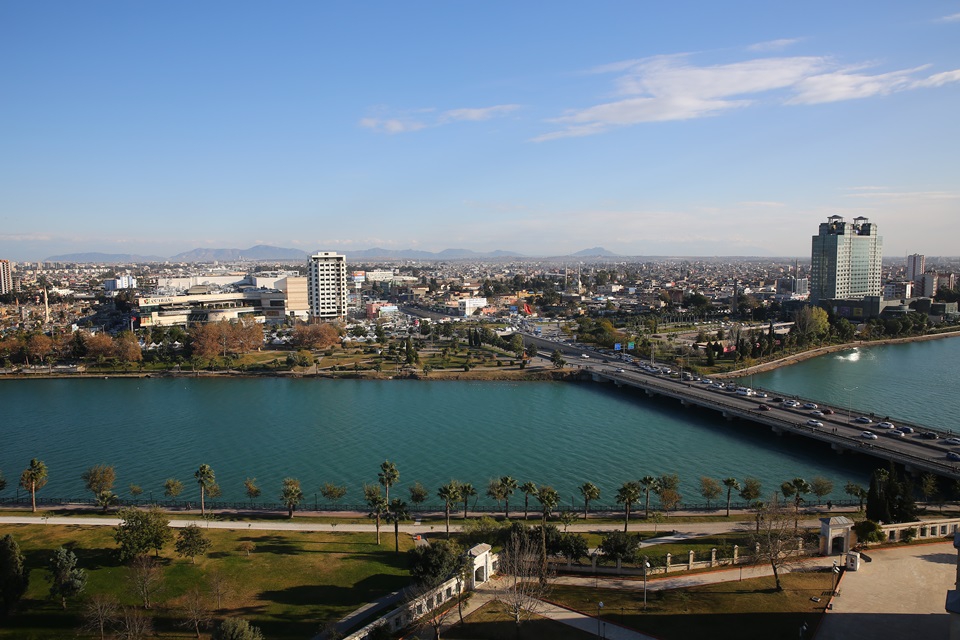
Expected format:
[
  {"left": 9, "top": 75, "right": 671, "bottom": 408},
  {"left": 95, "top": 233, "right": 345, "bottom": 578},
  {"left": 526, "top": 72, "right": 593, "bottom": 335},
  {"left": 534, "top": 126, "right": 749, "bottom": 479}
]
[
  {"left": 854, "top": 416, "right": 873, "bottom": 424},
  {"left": 757, "top": 404, "right": 770, "bottom": 411},
  {"left": 803, "top": 403, "right": 819, "bottom": 409},
  {"left": 806, "top": 420, "right": 824, "bottom": 428},
  {"left": 810, "top": 410, "right": 825, "bottom": 417},
  {"left": 948, "top": 452, "right": 960, "bottom": 462},
  {"left": 945, "top": 438, "right": 960, "bottom": 446},
  {"left": 877, "top": 421, "right": 896, "bottom": 429},
  {"left": 755, "top": 391, "right": 768, "bottom": 398},
  {"left": 921, "top": 432, "right": 939, "bottom": 440},
  {"left": 897, "top": 426, "right": 915, "bottom": 434},
  {"left": 886, "top": 430, "right": 905, "bottom": 438},
  {"left": 861, "top": 431, "right": 878, "bottom": 439}
]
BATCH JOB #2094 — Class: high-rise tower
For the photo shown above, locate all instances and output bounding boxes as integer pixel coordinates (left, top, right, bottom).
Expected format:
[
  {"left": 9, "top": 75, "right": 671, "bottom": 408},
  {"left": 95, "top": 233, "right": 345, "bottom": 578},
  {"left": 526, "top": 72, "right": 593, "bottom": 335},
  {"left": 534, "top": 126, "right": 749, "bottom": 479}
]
[
  {"left": 0, "top": 260, "right": 12, "bottom": 296},
  {"left": 306, "top": 252, "right": 347, "bottom": 322},
  {"left": 810, "top": 216, "right": 883, "bottom": 304}
]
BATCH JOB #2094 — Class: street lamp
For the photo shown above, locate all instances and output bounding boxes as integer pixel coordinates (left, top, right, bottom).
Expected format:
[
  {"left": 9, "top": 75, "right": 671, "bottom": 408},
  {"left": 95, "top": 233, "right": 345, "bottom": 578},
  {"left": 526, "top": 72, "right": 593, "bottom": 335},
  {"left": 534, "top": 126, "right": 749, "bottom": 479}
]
[
  {"left": 643, "top": 558, "right": 651, "bottom": 609},
  {"left": 597, "top": 601, "right": 604, "bottom": 638},
  {"left": 843, "top": 386, "right": 858, "bottom": 423}
]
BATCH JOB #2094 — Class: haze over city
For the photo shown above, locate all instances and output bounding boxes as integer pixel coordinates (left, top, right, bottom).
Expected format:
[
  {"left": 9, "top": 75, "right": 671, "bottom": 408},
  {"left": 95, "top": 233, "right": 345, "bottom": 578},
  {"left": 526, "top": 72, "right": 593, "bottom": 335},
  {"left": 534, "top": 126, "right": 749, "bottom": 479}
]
[{"left": 2, "top": 1, "right": 959, "bottom": 262}]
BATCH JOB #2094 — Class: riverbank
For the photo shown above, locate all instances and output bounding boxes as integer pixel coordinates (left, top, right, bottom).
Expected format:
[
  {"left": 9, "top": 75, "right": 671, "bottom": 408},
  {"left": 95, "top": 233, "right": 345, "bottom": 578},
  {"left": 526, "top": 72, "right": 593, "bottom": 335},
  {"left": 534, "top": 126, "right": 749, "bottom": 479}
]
[{"left": 717, "top": 329, "right": 960, "bottom": 379}]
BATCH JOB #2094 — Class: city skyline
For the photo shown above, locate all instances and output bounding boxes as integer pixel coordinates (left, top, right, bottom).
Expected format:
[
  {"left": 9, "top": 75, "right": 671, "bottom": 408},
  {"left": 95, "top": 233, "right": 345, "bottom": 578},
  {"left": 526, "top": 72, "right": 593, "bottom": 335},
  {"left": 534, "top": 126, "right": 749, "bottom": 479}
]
[{"left": 2, "top": 2, "right": 959, "bottom": 261}]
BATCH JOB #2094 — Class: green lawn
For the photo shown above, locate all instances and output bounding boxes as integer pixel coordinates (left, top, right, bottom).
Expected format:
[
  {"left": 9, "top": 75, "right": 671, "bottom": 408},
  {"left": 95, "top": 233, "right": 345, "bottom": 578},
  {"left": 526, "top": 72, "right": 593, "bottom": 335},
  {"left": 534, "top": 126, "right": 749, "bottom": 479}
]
[
  {"left": 0, "top": 523, "right": 414, "bottom": 639},
  {"left": 548, "top": 572, "right": 828, "bottom": 640}
]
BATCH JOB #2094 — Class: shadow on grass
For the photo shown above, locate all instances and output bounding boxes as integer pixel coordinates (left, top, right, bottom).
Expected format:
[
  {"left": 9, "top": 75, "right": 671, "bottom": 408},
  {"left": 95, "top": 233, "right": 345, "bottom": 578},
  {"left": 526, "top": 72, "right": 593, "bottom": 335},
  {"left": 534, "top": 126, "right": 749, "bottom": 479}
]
[{"left": 625, "top": 612, "right": 822, "bottom": 640}]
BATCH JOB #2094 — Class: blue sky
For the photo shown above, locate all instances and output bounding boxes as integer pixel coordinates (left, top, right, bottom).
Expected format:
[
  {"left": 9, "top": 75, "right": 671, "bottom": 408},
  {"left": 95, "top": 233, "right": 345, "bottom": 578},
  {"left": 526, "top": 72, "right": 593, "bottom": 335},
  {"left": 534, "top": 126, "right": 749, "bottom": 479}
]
[{"left": 1, "top": 1, "right": 958, "bottom": 261}]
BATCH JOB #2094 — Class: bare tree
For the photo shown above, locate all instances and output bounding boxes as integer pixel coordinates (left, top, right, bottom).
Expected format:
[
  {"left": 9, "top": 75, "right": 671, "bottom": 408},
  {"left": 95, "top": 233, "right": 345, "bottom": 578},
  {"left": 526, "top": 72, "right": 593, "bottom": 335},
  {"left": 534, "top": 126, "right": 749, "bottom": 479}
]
[
  {"left": 127, "top": 556, "right": 163, "bottom": 609},
  {"left": 178, "top": 586, "right": 212, "bottom": 639},
  {"left": 81, "top": 593, "right": 119, "bottom": 640},
  {"left": 116, "top": 606, "right": 153, "bottom": 640},
  {"left": 495, "top": 531, "right": 551, "bottom": 632},
  {"left": 752, "top": 494, "right": 802, "bottom": 591},
  {"left": 207, "top": 570, "right": 232, "bottom": 611}
]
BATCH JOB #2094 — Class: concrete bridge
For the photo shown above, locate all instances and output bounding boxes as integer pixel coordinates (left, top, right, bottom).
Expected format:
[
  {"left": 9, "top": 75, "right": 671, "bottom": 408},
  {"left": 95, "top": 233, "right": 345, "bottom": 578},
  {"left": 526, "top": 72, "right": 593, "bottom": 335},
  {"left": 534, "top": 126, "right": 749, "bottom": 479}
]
[{"left": 583, "top": 364, "right": 960, "bottom": 481}]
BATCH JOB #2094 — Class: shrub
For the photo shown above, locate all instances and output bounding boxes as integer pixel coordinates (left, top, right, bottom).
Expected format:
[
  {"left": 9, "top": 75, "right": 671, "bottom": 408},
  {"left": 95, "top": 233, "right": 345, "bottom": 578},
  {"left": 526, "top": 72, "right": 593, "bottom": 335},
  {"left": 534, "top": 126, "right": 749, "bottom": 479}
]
[{"left": 853, "top": 519, "right": 885, "bottom": 544}]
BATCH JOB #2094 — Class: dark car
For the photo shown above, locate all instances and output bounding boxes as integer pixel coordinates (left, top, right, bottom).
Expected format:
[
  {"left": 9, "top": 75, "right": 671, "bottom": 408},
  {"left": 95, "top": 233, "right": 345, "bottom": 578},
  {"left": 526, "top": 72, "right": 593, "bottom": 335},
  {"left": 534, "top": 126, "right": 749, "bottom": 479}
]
[
  {"left": 757, "top": 404, "right": 770, "bottom": 411},
  {"left": 948, "top": 452, "right": 960, "bottom": 462},
  {"left": 921, "top": 432, "right": 940, "bottom": 440}
]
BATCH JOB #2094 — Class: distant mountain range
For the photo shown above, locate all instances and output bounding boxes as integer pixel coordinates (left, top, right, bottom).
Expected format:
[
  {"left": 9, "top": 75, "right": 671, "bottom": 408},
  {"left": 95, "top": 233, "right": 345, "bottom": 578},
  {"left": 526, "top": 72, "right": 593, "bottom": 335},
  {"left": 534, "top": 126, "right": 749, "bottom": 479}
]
[{"left": 45, "top": 245, "right": 621, "bottom": 263}]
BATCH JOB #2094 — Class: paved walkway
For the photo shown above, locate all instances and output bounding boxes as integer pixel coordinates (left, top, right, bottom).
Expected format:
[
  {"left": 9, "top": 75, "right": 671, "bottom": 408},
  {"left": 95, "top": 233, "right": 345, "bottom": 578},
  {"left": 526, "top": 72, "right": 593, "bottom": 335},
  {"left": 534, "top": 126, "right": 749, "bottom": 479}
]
[{"left": 815, "top": 541, "right": 955, "bottom": 640}]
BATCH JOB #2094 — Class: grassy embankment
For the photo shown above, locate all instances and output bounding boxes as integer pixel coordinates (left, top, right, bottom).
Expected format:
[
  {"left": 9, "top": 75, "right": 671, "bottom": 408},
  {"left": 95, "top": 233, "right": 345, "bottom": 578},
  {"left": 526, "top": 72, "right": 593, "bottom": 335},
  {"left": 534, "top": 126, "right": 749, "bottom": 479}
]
[{"left": 0, "top": 523, "right": 413, "bottom": 640}]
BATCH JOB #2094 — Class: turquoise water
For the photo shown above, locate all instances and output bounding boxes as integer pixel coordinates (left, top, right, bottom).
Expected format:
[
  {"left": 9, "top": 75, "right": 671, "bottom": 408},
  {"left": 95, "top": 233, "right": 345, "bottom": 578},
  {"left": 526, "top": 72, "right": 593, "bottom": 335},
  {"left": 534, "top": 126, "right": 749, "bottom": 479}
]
[{"left": 2, "top": 338, "right": 956, "bottom": 509}]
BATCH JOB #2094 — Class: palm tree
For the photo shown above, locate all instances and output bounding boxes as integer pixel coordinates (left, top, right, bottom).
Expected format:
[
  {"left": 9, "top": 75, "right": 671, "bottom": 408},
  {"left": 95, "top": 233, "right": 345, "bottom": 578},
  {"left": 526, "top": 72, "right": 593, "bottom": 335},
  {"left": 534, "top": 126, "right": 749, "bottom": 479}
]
[
  {"left": 639, "top": 476, "right": 659, "bottom": 519},
  {"left": 437, "top": 481, "right": 462, "bottom": 538},
  {"left": 460, "top": 482, "right": 477, "bottom": 519},
  {"left": 534, "top": 486, "right": 560, "bottom": 585},
  {"left": 486, "top": 479, "right": 507, "bottom": 513},
  {"left": 578, "top": 482, "right": 600, "bottom": 520},
  {"left": 385, "top": 498, "right": 409, "bottom": 553},
  {"left": 616, "top": 481, "right": 642, "bottom": 532},
  {"left": 364, "top": 484, "right": 388, "bottom": 545},
  {"left": 845, "top": 481, "right": 867, "bottom": 512},
  {"left": 500, "top": 476, "right": 518, "bottom": 519},
  {"left": 194, "top": 464, "right": 215, "bottom": 516},
  {"left": 280, "top": 478, "right": 304, "bottom": 518},
  {"left": 780, "top": 477, "right": 812, "bottom": 532},
  {"left": 378, "top": 460, "right": 399, "bottom": 502},
  {"left": 19, "top": 458, "right": 48, "bottom": 513},
  {"left": 520, "top": 481, "right": 538, "bottom": 521},
  {"left": 722, "top": 477, "right": 741, "bottom": 517}
]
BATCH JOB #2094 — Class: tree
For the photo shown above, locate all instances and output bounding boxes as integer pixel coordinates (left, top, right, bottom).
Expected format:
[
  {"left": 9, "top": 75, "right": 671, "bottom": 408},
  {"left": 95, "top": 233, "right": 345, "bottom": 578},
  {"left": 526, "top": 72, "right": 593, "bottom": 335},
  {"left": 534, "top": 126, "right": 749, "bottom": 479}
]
[
  {"left": 534, "top": 486, "right": 559, "bottom": 585},
  {"left": 920, "top": 473, "right": 940, "bottom": 511},
  {"left": 719, "top": 477, "right": 741, "bottom": 517},
  {"left": 499, "top": 476, "right": 518, "bottom": 518},
  {"left": 207, "top": 570, "right": 232, "bottom": 611},
  {"left": 599, "top": 530, "right": 640, "bottom": 570},
  {"left": 385, "top": 498, "right": 409, "bottom": 553},
  {"left": 243, "top": 478, "right": 260, "bottom": 503},
  {"left": 127, "top": 556, "right": 163, "bottom": 609},
  {"left": 114, "top": 506, "right": 172, "bottom": 561},
  {"left": 639, "top": 476, "right": 659, "bottom": 519},
  {"left": 460, "top": 482, "right": 477, "bottom": 519},
  {"left": 496, "top": 530, "right": 549, "bottom": 632},
  {"left": 82, "top": 465, "right": 117, "bottom": 509},
  {"left": 378, "top": 460, "right": 399, "bottom": 502},
  {"left": 320, "top": 482, "right": 348, "bottom": 506},
  {"left": 616, "top": 481, "right": 641, "bottom": 532},
  {"left": 82, "top": 594, "right": 119, "bottom": 640},
  {"left": 845, "top": 482, "right": 867, "bottom": 512},
  {"left": 178, "top": 586, "right": 212, "bottom": 639},
  {"left": 408, "top": 481, "right": 429, "bottom": 508},
  {"left": 550, "top": 349, "right": 566, "bottom": 368},
  {"left": 0, "top": 534, "right": 28, "bottom": 616},
  {"left": 194, "top": 464, "right": 215, "bottom": 516},
  {"left": 160, "top": 479, "right": 182, "bottom": 501},
  {"left": 437, "top": 481, "right": 462, "bottom": 538},
  {"left": 48, "top": 546, "right": 87, "bottom": 608},
  {"left": 810, "top": 476, "right": 834, "bottom": 505},
  {"left": 19, "top": 458, "right": 48, "bottom": 513},
  {"left": 780, "top": 477, "right": 811, "bottom": 532},
  {"left": 699, "top": 476, "right": 722, "bottom": 509},
  {"left": 175, "top": 524, "right": 212, "bottom": 563},
  {"left": 752, "top": 495, "right": 801, "bottom": 591},
  {"left": 866, "top": 466, "right": 918, "bottom": 524},
  {"left": 117, "top": 606, "right": 153, "bottom": 639},
  {"left": 280, "top": 478, "right": 304, "bottom": 518},
  {"left": 212, "top": 617, "right": 265, "bottom": 640},
  {"left": 487, "top": 478, "right": 507, "bottom": 513},
  {"left": 520, "top": 481, "right": 538, "bottom": 521},
  {"left": 578, "top": 482, "right": 600, "bottom": 520},
  {"left": 559, "top": 533, "right": 589, "bottom": 565},
  {"left": 408, "top": 539, "right": 464, "bottom": 588},
  {"left": 655, "top": 473, "right": 682, "bottom": 511},
  {"left": 739, "top": 477, "right": 762, "bottom": 504},
  {"left": 364, "top": 484, "right": 388, "bottom": 545}
]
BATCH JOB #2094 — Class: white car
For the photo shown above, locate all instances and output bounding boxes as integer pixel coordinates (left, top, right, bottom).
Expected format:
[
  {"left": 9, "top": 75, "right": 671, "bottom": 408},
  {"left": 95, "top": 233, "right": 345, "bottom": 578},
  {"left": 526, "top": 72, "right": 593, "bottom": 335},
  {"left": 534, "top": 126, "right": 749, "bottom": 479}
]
[
  {"left": 806, "top": 420, "right": 824, "bottom": 428},
  {"left": 802, "top": 403, "right": 818, "bottom": 410},
  {"left": 854, "top": 416, "right": 873, "bottom": 424},
  {"left": 944, "top": 438, "right": 960, "bottom": 446},
  {"left": 810, "top": 410, "right": 825, "bottom": 417},
  {"left": 877, "top": 421, "right": 896, "bottom": 429},
  {"left": 580, "top": 354, "right": 590, "bottom": 358},
  {"left": 784, "top": 400, "right": 799, "bottom": 408},
  {"left": 616, "top": 368, "right": 624, "bottom": 373},
  {"left": 861, "top": 431, "right": 878, "bottom": 440},
  {"left": 886, "top": 430, "right": 905, "bottom": 438}
]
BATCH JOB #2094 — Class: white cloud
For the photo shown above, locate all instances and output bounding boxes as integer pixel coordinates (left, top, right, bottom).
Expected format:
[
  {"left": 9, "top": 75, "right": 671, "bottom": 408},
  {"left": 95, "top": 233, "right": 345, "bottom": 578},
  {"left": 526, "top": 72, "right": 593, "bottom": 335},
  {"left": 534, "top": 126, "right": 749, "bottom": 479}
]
[
  {"left": 360, "top": 104, "right": 519, "bottom": 134},
  {"left": 938, "top": 12, "right": 960, "bottom": 22},
  {"left": 747, "top": 38, "right": 804, "bottom": 52},
  {"left": 537, "top": 52, "right": 960, "bottom": 140},
  {"left": 738, "top": 201, "right": 786, "bottom": 207},
  {"left": 359, "top": 117, "right": 428, "bottom": 134},
  {"left": 842, "top": 189, "right": 960, "bottom": 200}
]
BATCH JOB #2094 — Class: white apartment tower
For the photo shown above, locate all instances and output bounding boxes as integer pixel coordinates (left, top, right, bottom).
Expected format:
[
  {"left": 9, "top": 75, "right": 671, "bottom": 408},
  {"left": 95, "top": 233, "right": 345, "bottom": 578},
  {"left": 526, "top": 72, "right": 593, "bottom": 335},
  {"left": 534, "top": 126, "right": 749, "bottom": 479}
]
[
  {"left": 810, "top": 216, "right": 883, "bottom": 304},
  {"left": 0, "top": 260, "right": 12, "bottom": 296},
  {"left": 307, "top": 252, "right": 347, "bottom": 322}
]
